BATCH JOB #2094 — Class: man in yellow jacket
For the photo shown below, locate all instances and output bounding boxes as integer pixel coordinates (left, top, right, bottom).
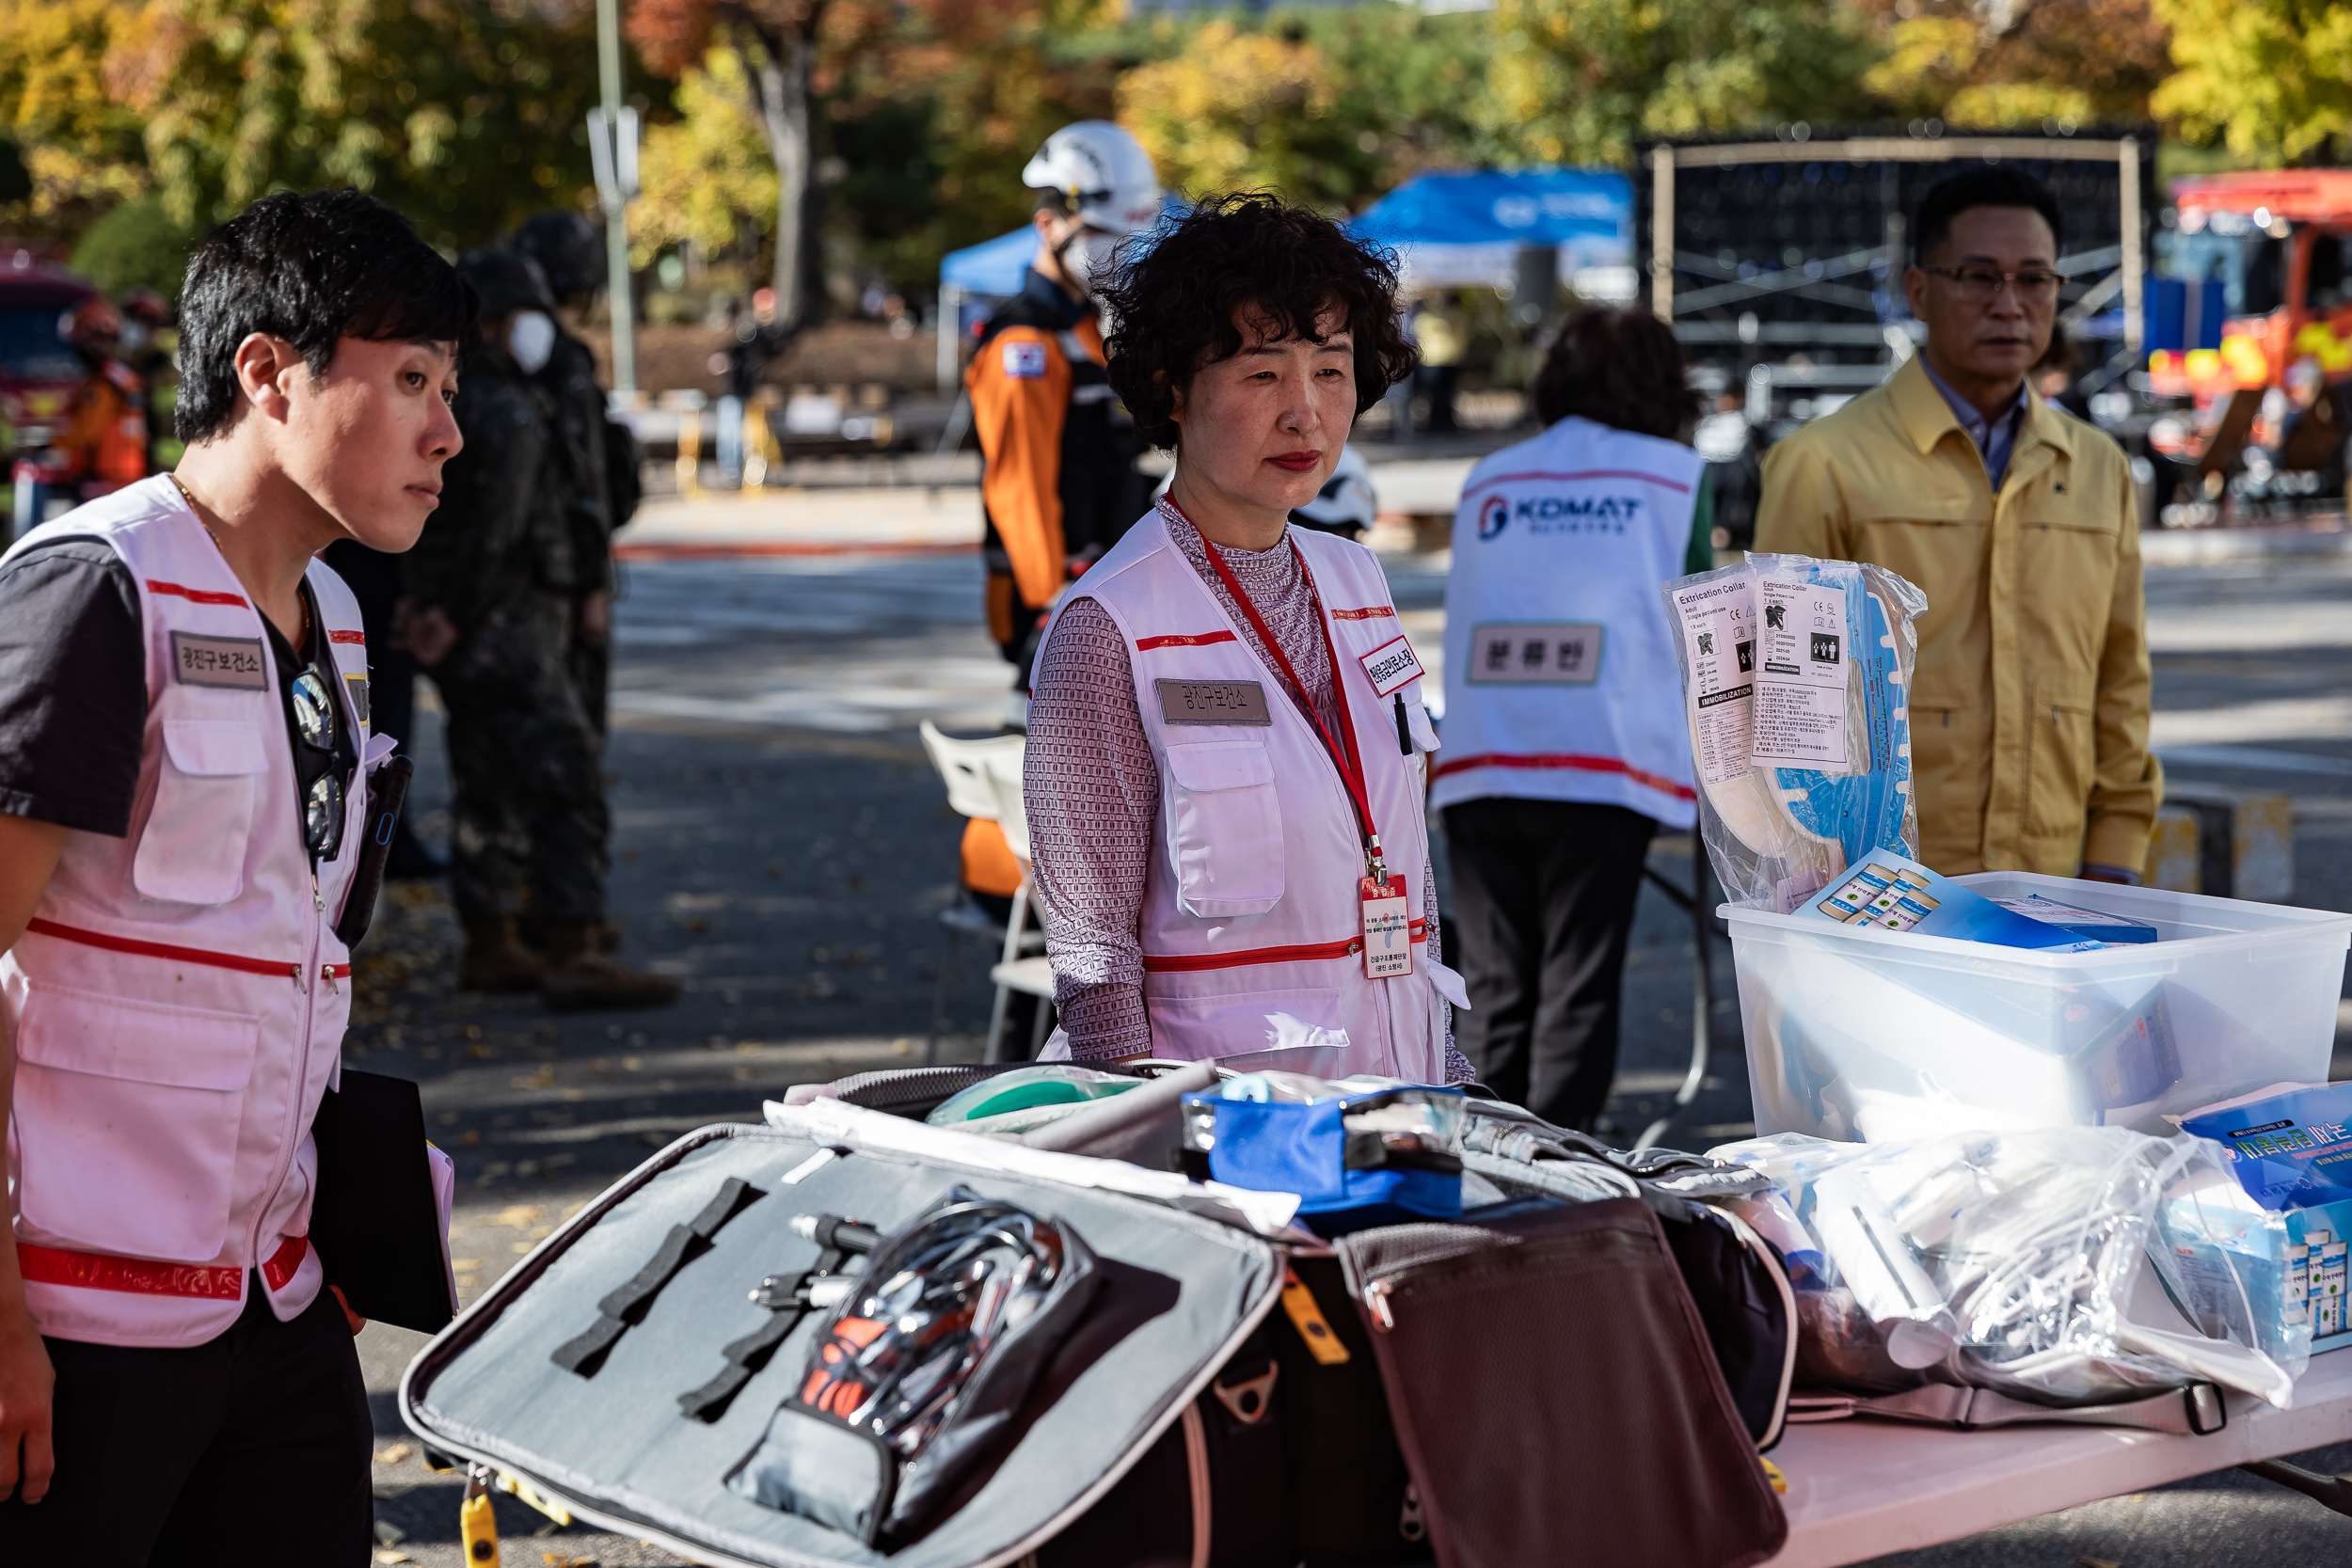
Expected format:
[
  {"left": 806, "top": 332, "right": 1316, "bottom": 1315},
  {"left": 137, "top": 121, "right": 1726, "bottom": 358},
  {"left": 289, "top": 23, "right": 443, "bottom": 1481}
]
[{"left": 1756, "top": 167, "right": 2158, "bottom": 881}]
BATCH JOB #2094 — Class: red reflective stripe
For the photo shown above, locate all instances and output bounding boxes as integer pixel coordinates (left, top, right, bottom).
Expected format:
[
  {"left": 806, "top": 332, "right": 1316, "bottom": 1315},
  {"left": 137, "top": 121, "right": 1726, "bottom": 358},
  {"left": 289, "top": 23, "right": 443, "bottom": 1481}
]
[
  {"left": 260, "top": 1234, "right": 310, "bottom": 1291},
  {"left": 144, "top": 578, "right": 250, "bottom": 608},
  {"left": 326, "top": 628, "right": 365, "bottom": 645},
  {"left": 1143, "top": 925, "right": 1427, "bottom": 974},
  {"left": 1330, "top": 605, "right": 1394, "bottom": 621},
  {"left": 1458, "top": 468, "right": 1693, "bottom": 502},
  {"left": 325, "top": 963, "right": 352, "bottom": 979},
  {"left": 14, "top": 1233, "right": 308, "bottom": 1299},
  {"left": 1135, "top": 630, "right": 1239, "bottom": 651},
  {"left": 1429, "top": 752, "right": 1698, "bottom": 802},
  {"left": 24, "top": 917, "right": 304, "bottom": 979}
]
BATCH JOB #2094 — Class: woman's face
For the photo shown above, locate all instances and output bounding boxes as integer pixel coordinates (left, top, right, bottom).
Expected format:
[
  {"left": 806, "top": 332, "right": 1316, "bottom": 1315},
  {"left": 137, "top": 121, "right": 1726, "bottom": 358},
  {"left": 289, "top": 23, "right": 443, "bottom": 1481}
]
[{"left": 1169, "top": 305, "right": 1356, "bottom": 519}]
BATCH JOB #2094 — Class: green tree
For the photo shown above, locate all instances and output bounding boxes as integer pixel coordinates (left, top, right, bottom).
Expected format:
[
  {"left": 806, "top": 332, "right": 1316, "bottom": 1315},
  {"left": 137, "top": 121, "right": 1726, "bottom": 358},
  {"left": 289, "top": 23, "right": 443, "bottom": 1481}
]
[
  {"left": 0, "top": 0, "right": 151, "bottom": 227},
  {"left": 110, "top": 0, "right": 603, "bottom": 247},
  {"left": 68, "top": 194, "right": 202, "bottom": 295},
  {"left": 1481, "top": 0, "right": 1880, "bottom": 166},
  {"left": 2151, "top": 0, "right": 2352, "bottom": 165},
  {"left": 630, "top": 45, "right": 779, "bottom": 269},
  {"left": 1856, "top": 0, "right": 2171, "bottom": 127}
]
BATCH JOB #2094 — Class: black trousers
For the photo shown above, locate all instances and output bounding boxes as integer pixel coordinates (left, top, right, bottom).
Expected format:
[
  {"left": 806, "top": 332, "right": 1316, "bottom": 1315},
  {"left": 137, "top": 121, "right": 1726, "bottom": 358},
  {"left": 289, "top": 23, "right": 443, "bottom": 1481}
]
[
  {"left": 1444, "top": 798, "right": 1658, "bottom": 1132},
  {"left": 0, "top": 1282, "right": 373, "bottom": 1566}
]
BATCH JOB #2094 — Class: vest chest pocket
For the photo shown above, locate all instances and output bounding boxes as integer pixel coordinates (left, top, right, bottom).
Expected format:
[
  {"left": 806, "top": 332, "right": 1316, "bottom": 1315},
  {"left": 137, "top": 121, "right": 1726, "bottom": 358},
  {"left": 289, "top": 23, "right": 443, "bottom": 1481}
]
[
  {"left": 134, "top": 719, "right": 268, "bottom": 907},
  {"left": 1163, "top": 740, "right": 1285, "bottom": 917},
  {"left": 12, "top": 982, "right": 262, "bottom": 1262}
]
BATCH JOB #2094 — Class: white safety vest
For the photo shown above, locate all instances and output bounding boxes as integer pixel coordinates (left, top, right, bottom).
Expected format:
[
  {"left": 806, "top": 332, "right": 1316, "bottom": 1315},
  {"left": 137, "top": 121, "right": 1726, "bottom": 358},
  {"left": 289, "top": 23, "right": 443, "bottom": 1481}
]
[
  {"left": 1, "top": 476, "right": 373, "bottom": 1348},
  {"left": 1046, "top": 508, "right": 1465, "bottom": 1083},
  {"left": 1430, "top": 416, "right": 1703, "bottom": 830}
]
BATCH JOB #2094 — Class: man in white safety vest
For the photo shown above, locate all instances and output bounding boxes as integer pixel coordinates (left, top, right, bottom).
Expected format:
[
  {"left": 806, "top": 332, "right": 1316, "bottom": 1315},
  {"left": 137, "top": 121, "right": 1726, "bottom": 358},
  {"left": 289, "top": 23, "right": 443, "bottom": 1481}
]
[
  {"left": 1432, "top": 306, "right": 1711, "bottom": 1132},
  {"left": 0, "top": 190, "right": 471, "bottom": 1562}
]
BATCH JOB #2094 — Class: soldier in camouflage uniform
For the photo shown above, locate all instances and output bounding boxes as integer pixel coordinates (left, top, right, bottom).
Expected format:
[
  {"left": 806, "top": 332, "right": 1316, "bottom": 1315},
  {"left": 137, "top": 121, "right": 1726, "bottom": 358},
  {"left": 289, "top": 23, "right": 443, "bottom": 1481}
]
[
  {"left": 514, "top": 211, "right": 639, "bottom": 742},
  {"left": 401, "top": 249, "right": 676, "bottom": 1010}
]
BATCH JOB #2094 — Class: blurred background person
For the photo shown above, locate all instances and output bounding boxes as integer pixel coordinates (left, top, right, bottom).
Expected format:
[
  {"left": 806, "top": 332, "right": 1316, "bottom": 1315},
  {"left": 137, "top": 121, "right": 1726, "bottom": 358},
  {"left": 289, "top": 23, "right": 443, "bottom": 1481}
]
[
  {"left": 114, "top": 288, "right": 178, "bottom": 475},
  {"left": 401, "top": 249, "right": 678, "bottom": 1011},
  {"left": 1410, "top": 294, "right": 1466, "bottom": 436},
  {"left": 515, "top": 209, "right": 641, "bottom": 745},
  {"left": 51, "top": 297, "right": 147, "bottom": 505},
  {"left": 967, "top": 119, "right": 1161, "bottom": 726},
  {"left": 1432, "top": 305, "right": 1708, "bottom": 1132}
]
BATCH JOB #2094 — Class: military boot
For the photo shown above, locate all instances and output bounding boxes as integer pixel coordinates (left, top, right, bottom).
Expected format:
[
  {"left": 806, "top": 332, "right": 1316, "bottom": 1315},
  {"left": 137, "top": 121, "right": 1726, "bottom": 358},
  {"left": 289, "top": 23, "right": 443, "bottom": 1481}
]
[
  {"left": 540, "top": 919, "right": 681, "bottom": 1011},
  {"left": 460, "top": 917, "right": 543, "bottom": 993}
]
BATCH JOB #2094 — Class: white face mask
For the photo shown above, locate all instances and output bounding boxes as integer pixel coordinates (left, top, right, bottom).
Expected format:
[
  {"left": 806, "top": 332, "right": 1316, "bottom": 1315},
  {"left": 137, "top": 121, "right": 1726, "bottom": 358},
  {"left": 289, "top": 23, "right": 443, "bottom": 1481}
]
[
  {"left": 1064, "top": 229, "right": 1122, "bottom": 295},
  {"left": 508, "top": 309, "right": 556, "bottom": 374}
]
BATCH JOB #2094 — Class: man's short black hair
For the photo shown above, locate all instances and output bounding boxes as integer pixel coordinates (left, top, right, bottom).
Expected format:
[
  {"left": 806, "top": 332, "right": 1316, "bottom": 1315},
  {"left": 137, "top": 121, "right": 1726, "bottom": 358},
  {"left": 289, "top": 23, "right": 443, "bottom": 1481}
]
[
  {"left": 175, "top": 188, "right": 477, "bottom": 442},
  {"left": 1911, "top": 167, "right": 2064, "bottom": 265}
]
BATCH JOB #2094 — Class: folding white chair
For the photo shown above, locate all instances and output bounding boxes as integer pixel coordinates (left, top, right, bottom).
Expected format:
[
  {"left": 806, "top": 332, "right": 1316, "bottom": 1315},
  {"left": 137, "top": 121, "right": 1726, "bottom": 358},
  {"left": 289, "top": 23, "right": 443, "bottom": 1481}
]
[
  {"left": 980, "top": 753, "right": 1058, "bottom": 1063},
  {"left": 916, "top": 721, "right": 1044, "bottom": 1064}
]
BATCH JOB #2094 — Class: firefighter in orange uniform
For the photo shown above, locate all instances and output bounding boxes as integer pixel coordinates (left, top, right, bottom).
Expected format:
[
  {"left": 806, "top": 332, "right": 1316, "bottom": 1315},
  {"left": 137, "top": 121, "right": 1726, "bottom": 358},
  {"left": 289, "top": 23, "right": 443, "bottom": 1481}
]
[
  {"left": 966, "top": 121, "right": 1161, "bottom": 725},
  {"left": 53, "top": 298, "right": 150, "bottom": 503}
]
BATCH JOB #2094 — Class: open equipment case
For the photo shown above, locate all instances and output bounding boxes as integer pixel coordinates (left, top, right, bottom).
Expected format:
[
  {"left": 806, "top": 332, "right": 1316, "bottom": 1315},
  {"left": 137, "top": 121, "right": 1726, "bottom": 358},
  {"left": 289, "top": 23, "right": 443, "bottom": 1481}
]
[{"left": 399, "top": 1063, "right": 1789, "bottom": 1568}]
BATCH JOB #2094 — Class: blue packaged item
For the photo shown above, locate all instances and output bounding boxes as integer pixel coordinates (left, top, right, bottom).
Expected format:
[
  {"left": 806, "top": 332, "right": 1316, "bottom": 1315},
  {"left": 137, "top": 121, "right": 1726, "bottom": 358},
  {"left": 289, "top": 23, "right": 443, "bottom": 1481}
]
[
  {"left": 1800, "top": 851, "right": 2106, "bottom": 953},
  {"left": 2183, "top": 1082, "right": 2352, "bottom": 1212},
  {"left": 1182, "top": 1080, "right": 1467, "bottom": 1237},
  {"left": 1991, "top": 893, "right": 2162, "bottom": 946}
]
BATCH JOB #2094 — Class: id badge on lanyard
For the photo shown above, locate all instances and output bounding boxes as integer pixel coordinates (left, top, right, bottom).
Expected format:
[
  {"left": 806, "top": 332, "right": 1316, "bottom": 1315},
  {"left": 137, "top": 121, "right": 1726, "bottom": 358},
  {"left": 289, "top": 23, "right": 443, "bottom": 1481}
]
[{"left": 1359, "top": 872, "right": 1413, "bottom": 978}]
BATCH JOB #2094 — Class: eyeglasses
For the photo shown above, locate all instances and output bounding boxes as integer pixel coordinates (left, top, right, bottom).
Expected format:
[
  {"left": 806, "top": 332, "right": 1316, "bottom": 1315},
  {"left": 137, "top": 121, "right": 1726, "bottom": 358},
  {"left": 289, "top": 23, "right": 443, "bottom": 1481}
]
[
  {"left": 1919, "top": 264, "right": 2063, "bottom": 305},
  {"left": 291, "top": 664, "right": 344, "bottom": 859}
]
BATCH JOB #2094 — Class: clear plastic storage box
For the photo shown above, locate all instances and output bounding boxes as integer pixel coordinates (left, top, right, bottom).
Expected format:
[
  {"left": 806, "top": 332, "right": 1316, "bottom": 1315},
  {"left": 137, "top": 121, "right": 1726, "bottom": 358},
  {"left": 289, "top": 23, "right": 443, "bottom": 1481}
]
[{"left": 1725, "top": 871, "right": 2352, "bottom": 1143}]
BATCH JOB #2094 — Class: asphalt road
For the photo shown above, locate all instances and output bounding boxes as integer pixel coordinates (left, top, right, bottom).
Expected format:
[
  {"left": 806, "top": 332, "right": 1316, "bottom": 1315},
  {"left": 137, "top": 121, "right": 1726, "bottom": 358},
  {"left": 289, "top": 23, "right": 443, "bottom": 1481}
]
[{"left": 347, "top": 539, "right": 2352, "bottom": 1566}]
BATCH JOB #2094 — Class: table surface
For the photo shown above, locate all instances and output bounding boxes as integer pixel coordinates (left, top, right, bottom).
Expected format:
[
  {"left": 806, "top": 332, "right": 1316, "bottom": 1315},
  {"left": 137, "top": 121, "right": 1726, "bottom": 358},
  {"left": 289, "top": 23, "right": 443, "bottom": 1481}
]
[{"left": 1766, "top": 1349, "right": 2352, "bottom": 1566}]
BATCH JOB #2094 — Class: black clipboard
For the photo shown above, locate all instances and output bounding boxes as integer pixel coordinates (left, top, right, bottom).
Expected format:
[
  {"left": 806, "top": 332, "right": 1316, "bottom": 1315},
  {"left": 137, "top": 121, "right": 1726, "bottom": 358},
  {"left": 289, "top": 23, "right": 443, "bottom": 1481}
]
[{"left": 309, "top": 1069, "right": 456, "bottom": 1335}]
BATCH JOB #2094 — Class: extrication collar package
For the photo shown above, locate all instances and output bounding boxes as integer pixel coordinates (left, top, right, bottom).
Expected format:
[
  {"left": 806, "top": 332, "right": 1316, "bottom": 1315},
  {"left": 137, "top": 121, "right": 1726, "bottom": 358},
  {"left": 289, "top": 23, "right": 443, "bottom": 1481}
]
[
  {"left": 1710, "top": 1128, "right": 2306, "bottom": 1411},
  {"left": 1662, "top": 554, "right": 1927, "bottom": 912}
]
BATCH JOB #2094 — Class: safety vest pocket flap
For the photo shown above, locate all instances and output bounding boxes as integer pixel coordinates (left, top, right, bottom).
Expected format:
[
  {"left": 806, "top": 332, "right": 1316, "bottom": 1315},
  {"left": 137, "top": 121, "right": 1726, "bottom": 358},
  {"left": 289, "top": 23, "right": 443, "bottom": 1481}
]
[
  {"left": 1164, "top": 740, "right": 1277, "bottom": 792},
  {"left": 1165, "top": 741, "right": 1284, "bottom": 918},
  {"left": 13, "top": 984, "right": 261, "bottom": 1263},
  {"left": 135, "top": 721, "right": 266, "bottom": 907},
  {"left": 160, "top": 719, "right": 270, "bottom": 777}
]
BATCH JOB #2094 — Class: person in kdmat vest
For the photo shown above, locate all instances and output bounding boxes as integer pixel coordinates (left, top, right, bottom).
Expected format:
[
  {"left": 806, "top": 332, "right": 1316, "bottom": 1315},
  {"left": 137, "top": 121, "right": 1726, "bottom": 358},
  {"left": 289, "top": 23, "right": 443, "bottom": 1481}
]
[
  {"left": 1025, "top": 193, "right": 1473, "bottom": 1084},
  {"left": 1431, "top": 306, "right": 1709, "bottom": 1133},
  {"left": 0, "top": 190, "right": 471, "bottom": 1563}
]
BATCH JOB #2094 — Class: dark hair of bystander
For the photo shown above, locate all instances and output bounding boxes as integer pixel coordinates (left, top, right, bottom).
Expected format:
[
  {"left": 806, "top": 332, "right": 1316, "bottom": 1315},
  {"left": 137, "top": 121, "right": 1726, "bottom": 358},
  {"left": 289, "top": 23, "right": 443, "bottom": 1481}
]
[
  {"left": 1097, "top": 191, "right": 1419, "bottom": 450},
  {"left": 1529, "top": 305, "right": 1701, "bottom": 441},
  {"left": 1909, "top": 166, "right": 2065, "bottom": 266},
  {"left": 175, "top": 188, "right": 478, "bottom": 443}
]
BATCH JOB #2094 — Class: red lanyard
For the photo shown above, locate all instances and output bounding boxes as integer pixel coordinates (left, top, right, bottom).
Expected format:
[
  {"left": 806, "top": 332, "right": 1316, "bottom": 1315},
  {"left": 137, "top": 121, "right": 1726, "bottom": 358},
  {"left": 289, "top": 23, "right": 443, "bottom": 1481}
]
[{"left": 1182, "top": 505, "right": 1386, "bottom": 881}]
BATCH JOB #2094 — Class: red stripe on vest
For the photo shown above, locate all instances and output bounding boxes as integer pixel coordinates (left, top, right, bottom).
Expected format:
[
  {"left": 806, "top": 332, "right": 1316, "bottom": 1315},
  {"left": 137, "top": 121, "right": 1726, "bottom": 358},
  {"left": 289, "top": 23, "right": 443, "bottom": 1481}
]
[
  {"left": 144, "top": 578, "right": 250, "bottom": 608},
  {"left": 327, "top": 629, "right": 366, "bottom": 645},
  {"left": 1134, "top": 630, "right": 1240, "bottom": 652},
  {"left": 18, "top": 1234, "right": 307, "bottom": 1300},
  {"left": 1429, "top": 752, "right": 1697, "bottom": 802},
  {"left": 1143, "top": 922, "right": 1427, "bottom": 974},
  {"left": 1458, "top": 468, "right": 1694, "bottom": 502},
  {"left": 24, "top": 917, "right": 307, "bottom": 981},
  {"left": 1329, "top": 605, "right": 1395, "bottom": 621}
]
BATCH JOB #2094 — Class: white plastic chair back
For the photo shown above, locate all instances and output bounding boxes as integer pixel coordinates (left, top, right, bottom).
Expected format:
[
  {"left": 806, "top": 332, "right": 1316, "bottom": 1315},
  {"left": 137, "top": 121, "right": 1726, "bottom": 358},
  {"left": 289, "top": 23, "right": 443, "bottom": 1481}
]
[
  {"left": 919, "top": 719, "right": 1025, "bottom": 821},
  {"left": 984, "top": 752, "right": 1030, "bottom": 863}
]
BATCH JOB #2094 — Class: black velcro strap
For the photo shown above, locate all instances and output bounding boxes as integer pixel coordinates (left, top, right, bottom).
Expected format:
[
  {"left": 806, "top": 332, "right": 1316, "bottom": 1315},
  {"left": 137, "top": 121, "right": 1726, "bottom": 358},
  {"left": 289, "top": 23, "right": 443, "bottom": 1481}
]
[
  {"left": 675, "top": 1239, "right": 848, "bottom": 1421},
  {"left": 552, "top": 1177, "right": 764, "bottom": 1378},
  {"left": 549, "top": 1312, "right": 629, "bottom": 1374}
]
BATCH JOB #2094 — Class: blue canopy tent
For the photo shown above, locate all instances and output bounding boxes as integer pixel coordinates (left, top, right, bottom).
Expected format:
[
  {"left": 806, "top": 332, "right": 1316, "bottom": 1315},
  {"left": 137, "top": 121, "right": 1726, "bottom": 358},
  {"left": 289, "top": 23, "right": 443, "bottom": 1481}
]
[{"left": 1349, "top": 167, "right": 1636, "bottom": 298}]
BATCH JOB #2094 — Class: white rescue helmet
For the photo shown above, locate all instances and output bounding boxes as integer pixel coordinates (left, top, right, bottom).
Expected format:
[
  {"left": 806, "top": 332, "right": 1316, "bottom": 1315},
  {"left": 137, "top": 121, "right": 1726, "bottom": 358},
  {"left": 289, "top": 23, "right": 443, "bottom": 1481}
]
[
  {"left": 1022, "top": 121, "right": 1162, "bottom": 235},
  {"left": 1291, "top": 445, "right": 1379, "bottom": 539}
]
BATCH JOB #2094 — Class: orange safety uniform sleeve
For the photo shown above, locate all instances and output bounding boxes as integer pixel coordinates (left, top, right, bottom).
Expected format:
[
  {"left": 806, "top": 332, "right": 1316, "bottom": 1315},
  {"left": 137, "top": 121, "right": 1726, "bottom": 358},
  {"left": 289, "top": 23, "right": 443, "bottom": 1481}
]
[
  {"left": 56, "top": 367, "right": 148, "bottom": 485},
  {"left": 959, "top": 817, "right": 1025, "bottom": 899},
  {"left": 968, "top": 325, "right": 1072, "bottom": 610}
]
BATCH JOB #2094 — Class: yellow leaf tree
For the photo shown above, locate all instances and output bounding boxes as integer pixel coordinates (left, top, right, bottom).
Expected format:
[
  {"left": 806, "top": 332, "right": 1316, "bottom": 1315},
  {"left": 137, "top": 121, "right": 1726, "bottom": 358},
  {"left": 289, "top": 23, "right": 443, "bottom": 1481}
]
[
  {"left": 2151, "top": 0, "right": 2352, "bottom": 164},
  {"left": 0, "top": 0, "right": 150, "bottom": 223},
  {"left": 630, "top": 47, "right": 779, "bottom": 268},
  {"left": 1115, "top": 21, "right": 1343, "bottom": 202}
]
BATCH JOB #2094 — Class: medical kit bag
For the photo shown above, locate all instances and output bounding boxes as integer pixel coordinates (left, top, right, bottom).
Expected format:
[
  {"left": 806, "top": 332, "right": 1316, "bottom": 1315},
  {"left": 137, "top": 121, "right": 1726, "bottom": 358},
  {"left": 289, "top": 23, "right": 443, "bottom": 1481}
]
[{"left": 402, "top": 1063, "right": 1789, "bottom": 1566}]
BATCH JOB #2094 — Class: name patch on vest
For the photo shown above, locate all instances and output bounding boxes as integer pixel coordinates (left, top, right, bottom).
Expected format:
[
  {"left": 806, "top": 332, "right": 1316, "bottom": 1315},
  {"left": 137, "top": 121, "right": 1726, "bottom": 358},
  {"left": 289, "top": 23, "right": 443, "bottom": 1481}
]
[
  {"left": 1468, "top": 622, "right": 1605, "bottom": 685},
  {"left": 1357, "top": 634, "right": 1423, "bottom": 698},
  {"left": 170, "top": 632, "right": 268, "bottom": 690},
  {"left": 1155, "top": 678, "right": 1272, "bottom": 726}
]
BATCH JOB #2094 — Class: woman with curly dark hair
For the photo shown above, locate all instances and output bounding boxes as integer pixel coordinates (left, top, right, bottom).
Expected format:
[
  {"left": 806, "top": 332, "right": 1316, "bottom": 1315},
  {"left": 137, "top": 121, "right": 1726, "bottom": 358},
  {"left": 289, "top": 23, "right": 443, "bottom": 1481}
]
[
  {"left": 1022, "top": 192, "right": 1472, "bottom": 1084},
  {"left": 1430, "top": 303, "right": 1709, "bottom": 1132}
]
